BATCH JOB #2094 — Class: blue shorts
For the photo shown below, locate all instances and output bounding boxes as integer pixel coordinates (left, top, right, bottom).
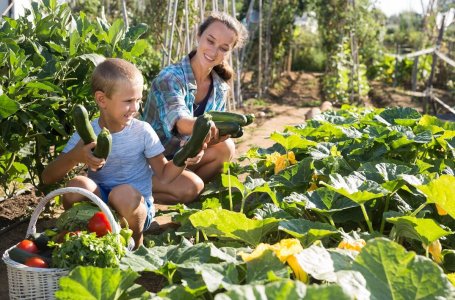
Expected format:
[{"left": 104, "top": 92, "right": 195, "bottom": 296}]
[{"left": 98, "top": 185, "right": 154, "bottom": 230}]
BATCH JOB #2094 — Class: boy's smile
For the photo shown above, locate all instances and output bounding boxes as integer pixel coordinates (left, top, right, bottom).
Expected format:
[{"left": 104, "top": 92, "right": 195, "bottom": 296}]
[{"left": 96, "top": 79, "right": 144, "bottom": 133}]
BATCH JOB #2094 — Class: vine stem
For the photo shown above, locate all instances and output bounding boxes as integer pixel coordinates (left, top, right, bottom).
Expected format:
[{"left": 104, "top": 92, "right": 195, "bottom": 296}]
[
  {"left": 228, "top": 167, "right": 233, "bottom": 211},
  {"left": 379, "top": 192, "right": 395, "bottom": 234},
  {"left": 411, "top": 202, "right": 428, "bottom": 217},
  {"left": 360, "top": 203, "right": 374, "bottom": 233}
]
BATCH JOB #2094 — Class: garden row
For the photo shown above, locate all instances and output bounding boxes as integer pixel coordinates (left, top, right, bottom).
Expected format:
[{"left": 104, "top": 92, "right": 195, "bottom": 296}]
[{"left": 37, "top": 106, "right": 455, "bottom": 299}]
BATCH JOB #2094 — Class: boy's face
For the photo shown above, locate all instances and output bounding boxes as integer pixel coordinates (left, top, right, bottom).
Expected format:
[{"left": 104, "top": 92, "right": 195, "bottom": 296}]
[{"left": 96, "top": 79, "right": 143, "bottom": 129}]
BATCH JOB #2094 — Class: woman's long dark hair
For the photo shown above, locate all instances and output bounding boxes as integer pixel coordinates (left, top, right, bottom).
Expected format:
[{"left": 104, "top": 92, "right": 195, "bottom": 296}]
[{"left": 196, "top": 12, "right": 248, "bottom": 82}]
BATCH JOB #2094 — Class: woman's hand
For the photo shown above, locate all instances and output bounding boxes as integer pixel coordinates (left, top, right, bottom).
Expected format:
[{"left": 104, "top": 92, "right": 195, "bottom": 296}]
[{"left": 206, "top": 120, "right": 230, "bottom": 145}]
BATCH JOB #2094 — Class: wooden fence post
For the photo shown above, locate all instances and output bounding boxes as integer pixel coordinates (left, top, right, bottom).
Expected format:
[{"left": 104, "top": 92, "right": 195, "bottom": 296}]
[{"left": 425, "top": 14, "right": 445, "bottom": 114}]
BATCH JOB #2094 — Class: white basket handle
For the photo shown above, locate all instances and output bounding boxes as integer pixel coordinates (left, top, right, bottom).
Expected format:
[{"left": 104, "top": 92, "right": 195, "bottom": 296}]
[{"left": 26, "top": 187, "right": 121, "bottom": 237}]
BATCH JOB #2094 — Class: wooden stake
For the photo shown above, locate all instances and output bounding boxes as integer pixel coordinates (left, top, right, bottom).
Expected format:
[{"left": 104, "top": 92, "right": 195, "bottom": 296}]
[
  {"left": 167, "top": 0, "right": 179, "bottom": 66},
  {"left": 258, "top": 0, "right": 263, "bottom": 97}
]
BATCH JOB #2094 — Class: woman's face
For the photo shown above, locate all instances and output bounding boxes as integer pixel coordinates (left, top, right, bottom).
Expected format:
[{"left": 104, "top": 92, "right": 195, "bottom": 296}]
[{"left": 196, "top": 21, "right": 237, "bottom": 68}]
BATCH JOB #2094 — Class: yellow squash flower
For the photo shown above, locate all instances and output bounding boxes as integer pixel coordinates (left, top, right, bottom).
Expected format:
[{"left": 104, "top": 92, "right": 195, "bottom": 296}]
[
  {"left": 287, "top": 255, "right": 309, "bottom": 283},
  {"left": 273, "top": 238, "right": 304, "bottom": 263},
  {"left": 240, "top": 239, "right": 308, "bottom": 283},
  {"left": 240, "top": 243, "right": 274, "bottom": 262},
  {"left": 448, "top": 273, "right": 455, "bottom": 287},
  {"left": 435, "top": 204, "right": 448, "bottom": 216},
  {"left": 272, "top": 151, "right": 297, "bottom": 174},
  {"left": 427, "top": 239, "right": 443, "bottom": 265},
  {"left": 338, "top": 239, "right": 366, "bottom": 252}
]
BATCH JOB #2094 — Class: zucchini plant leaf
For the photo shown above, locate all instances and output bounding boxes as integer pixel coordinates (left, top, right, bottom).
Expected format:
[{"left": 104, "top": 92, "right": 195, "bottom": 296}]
[
  {"left": 279, "top": 219, "right": 338, "bottom": 246},
  {"left": 270, "top": 132, "right": 315, "bottom": 151},
  {"left": 416, "top": 175, "right": 455, "bottom": 218},
  {"left": 303, "top": 187, "right": 358, "bottom": 215},
  {"left": 379, "top": 107, "right": 421, "bottom": 126},
  {"left": 322, "top": 174, "right": 387, "bottom": 204},
  {"left": 352, "top": 238, "right": 454, "bottom": 300},
  {"left": 55, "top": 266, "right": 149, "bottom": 300},
  {"left": 189, "top": 209, "right": 279, "bottom": 246},
  {"left": 217, "top": 280, "right": 350, "bottom": 300},
  {"left": 244, "top": 250, "right": 289, "bottom": 283},
  {"left": 386, "top": 216, "right": 452, "bottom": 245}
]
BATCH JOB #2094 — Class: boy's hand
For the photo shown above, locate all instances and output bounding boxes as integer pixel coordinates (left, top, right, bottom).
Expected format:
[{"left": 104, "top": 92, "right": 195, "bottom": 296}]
[
  {"left": 76, "top": 141, "right": 105, "bottom": 171},
  {"left": 184, "top": 142, "right": 207, "bottom": 166}
]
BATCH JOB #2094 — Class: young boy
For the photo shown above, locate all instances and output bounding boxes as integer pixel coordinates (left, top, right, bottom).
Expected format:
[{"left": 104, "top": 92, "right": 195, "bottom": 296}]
[{"left": 42, "top": 58, "right": 204, "bottom": 247}]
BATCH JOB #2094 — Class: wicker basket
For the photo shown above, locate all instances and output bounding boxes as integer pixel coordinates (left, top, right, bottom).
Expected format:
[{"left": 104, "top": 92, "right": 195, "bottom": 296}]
[{"left": 2, "top": 187, "right": 121, "bottom": 300}]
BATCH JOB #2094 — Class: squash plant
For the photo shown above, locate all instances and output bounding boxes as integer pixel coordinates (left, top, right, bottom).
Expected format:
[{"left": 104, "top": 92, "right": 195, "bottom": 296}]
[{"left": 0, "top": 0, "right": 152, "bottom": 195}]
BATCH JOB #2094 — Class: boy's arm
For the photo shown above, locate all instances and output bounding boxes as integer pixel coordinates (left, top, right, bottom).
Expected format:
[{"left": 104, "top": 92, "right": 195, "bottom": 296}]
[
  {"left": 148, "top": 147, "right": 205, "bottom": 184},
  {"left": 41, "top": 141, "right": 104, "bottom": 184},
  {"left": 148, "top": 154, "right": 184, "bottom": 185}
]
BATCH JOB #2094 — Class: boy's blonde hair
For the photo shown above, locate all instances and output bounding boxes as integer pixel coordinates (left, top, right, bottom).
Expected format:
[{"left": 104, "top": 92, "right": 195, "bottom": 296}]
[{"left": 91, "top": 58, "right": 143, "bottom": 97}]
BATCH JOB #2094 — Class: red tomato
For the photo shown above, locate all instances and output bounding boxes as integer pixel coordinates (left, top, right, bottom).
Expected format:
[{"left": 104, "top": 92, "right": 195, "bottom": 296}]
[
  {"left": 17, "top": 240, "right": 39, "bottom": 253},
  {"left": 24, "top": 257, "right": 48, "bottom": 268},
  {"left": 87, "top": 212, "right": 112, "bottom": 237}
]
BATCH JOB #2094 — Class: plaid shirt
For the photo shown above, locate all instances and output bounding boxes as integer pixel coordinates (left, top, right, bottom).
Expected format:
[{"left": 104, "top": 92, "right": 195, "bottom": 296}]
[{"left": 142, "top": 54, "right": 230, "bottom": 156}]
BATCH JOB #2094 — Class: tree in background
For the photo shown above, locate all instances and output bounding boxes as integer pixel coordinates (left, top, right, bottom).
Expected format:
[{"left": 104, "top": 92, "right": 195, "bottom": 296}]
[{"left": 308, "top": 0, "right": 383, "bottom": 103}]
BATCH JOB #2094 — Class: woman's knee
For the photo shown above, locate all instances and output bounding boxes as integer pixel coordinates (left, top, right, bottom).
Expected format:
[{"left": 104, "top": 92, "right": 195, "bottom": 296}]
[
  {"left": 208, "top": 139, "right": 235, "bottom": 162},
  {"left": 180, "top": 175, "right": 204, "bottom": 203}
]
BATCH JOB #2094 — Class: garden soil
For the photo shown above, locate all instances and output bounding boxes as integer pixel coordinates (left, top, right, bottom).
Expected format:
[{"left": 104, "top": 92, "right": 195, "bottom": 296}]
[{"left": 0, "top": 71, "right": 452, "bottom": 297}]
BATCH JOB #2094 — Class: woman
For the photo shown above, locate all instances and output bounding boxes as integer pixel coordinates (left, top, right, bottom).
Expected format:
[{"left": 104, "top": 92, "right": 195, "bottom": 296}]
[{"left": 143, "top": 11, "right": 248, "bottom": 204}]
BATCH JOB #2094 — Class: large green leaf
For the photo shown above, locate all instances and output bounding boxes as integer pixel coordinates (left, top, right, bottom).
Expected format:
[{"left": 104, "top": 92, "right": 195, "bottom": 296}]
[
  {"left": 55, "top": 266, "right": 149, "bottom": 300},
  {"left": 195, "top": 263, "right": 240, "bottom": 292},
  {"left": 322, "top": 174, "right": 387, "bottom": 204},
  {"left": 387, "top": 216, "right": 452, "bottom": 245},
  {"left": 293, "top": 245, "right": 355, "bottom": 282},
  {"left": 304, "top": 187, "right": 358, "bottom": 215},
  {"left": 279, "top": 219, "right": 338, "bottom": 246},
  {"left": 352, "top": 238, "right": 454, "bottom": 300},
  {"left": 189, "top": 209, "right": 279, "bottom": 246},
  {"left": 270, "top": 132, "right": 316, "bottom": 151},
  {"left": 379, "top": 107, "right": 421, "bottom": 126},
  {"left": 216, "top": 280, "right": 350, "bottom": 300},
  {"left": 222, "top": 174, "right": 245, "bottom": 196},
  {"left": 269, "top": 158, "right": 313, "bottom": 190},
  {"left": 119, "top": 245, "right": 164, "bottom": 272},
  {"left": 245, "top": 250, "right": 290, "bottom": 283},
  {"left": 417, "top": 175, "right": 455, "bottom": 218},
  {"left": 0, "top": 95, "right": 20, "bottom": 119}
]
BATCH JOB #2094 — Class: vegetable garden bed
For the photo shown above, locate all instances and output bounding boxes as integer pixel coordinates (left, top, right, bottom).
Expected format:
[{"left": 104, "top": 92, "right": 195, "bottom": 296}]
[{"left": 3, "top": 106, "right": 451, "bottom": 299}]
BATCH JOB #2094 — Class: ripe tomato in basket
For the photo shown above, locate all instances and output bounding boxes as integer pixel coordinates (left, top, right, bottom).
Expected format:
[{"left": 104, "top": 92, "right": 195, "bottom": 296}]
[
  {"left": 24, "top": 257, "right": 49, "bottom": 268},
  {"left": 88, "top": 211, "right": 112, "bottom": 237},
  {"left": 17, "top": 239, "right": 39, "bottom": 253}
]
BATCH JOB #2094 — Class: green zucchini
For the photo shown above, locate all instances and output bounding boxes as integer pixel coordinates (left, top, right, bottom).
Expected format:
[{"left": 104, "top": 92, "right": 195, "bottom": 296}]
[
  {"left": 173, "top": 113, "right": 212, "bottom": 167},
  {"left": 73, "top": 104, "right": 97, "bottom": 144},
  {"left": 208, "top": 110, "right": 248, "bottom": 126},
  {"left": 28, "top": 233, "right": 50, "bottom": 252},
  {"left": 245, "top": 114, "right": 255, "bottom": 126},
  {"left": 93, "top": 127, "right": 112, "bottom": 159},
  {"left": 231, "top": 127, "right": 244, "bottom": 138},
  {"left": 215, "top": 121, "right": 241, "bottom": 136},
  {"left": 8, "top": 247, "right": 49, "bottom": 265}
]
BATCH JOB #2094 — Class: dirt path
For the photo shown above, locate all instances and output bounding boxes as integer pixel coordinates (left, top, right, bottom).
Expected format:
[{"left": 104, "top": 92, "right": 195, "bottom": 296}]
[{"left": 234, "top": 104, "right": 311, "bottom": 159}]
